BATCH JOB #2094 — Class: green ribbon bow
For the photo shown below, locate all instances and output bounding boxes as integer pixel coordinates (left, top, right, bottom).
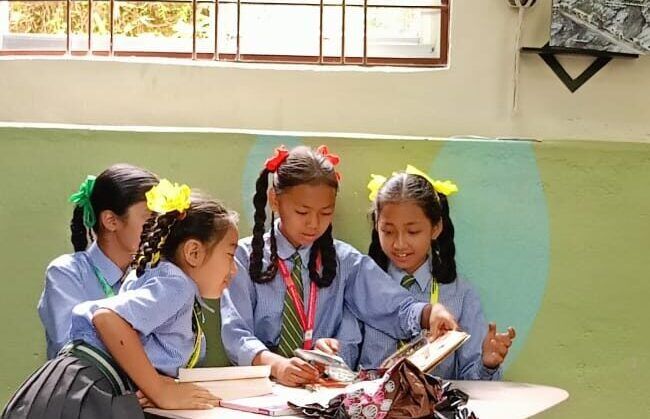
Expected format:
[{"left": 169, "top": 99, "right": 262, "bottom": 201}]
[{"left": 68, "top": 175, "right": 97, "bottom": 229}]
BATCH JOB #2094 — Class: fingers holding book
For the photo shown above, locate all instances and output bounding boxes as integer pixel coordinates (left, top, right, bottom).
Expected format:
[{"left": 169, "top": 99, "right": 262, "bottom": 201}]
[{"left": 273, "top": 357, "right": 320, "bottom": 387}]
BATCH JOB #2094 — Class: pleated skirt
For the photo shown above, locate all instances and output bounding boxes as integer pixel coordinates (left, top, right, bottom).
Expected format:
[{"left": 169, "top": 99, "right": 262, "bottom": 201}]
[{"left": 2, "top": 341, "right": 144, "bottom": 419}]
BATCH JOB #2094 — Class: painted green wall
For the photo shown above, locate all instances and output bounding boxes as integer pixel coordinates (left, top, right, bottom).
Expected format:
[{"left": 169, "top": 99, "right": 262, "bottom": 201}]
[{"left": 0, "top": 127, "right": 648, "bottom": 417}]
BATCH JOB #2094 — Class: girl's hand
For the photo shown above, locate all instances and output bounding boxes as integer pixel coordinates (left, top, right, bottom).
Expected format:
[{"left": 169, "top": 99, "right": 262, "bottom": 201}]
[
  {"left": 482, "top": 322, "right": 516, "bottom": 369},
  {"left": 314, "top": 338, "right": 340, "bottom": 355},
  {"left": 271, "top": 357, "right": 320, "bottom": 387},
  {"left": 149, "top": 379, "right": 220, "bottom": 410},
  {"left": 137, "top": 375, "right": 174, "bottom": 408},
  {"left": 427, "top": 303, "right": 458, "bottom": 338},
  {"left": 136, "top": 390, "right": 153, "bottom": 408}
]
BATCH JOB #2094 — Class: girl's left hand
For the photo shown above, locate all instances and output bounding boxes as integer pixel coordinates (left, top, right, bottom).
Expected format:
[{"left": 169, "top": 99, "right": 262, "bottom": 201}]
[
  {"left": 136, "top": 390, "right": 154, "bottom": 408},
  {"left": 137, "top": 375, "right": 176, "bottom": 408},
  {"left": 482, "top": 322, "right": 516, "bottom": 369},
  {"left": 314, "top": 338, "right": 340, "bottom": 355}
]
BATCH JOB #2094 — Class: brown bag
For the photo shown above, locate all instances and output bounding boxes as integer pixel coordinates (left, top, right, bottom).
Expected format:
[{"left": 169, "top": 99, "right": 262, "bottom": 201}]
[{"left": 290, "top": 359, "right": 477, "bottom": 419}]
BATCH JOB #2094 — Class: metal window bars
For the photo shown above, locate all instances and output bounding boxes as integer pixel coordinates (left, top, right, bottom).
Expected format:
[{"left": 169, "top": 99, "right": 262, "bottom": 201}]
[{"left": 0, "top": 0, "right": 449, "bottom": 67}]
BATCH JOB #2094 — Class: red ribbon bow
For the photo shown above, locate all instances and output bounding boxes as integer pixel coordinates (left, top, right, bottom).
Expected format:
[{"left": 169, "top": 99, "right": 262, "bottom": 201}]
[
  {"left": 317, "top": 145, "right": 342, "bottom": 181},
  {"left": 264, "top": 145, "right": 290, "bottom": 172}
]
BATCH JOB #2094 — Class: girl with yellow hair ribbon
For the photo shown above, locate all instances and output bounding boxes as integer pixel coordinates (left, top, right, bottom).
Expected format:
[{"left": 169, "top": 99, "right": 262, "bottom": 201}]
[
  {"left": 358, "top": 165, "right": 516, "bottom": 380},
  {"left": 5, "top": 180, "right": 240, "bottom": 418}
]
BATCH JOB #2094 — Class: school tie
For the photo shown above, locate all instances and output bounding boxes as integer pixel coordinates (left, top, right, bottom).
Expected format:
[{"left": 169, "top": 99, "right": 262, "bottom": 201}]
[
  {"left": 276, "top": 253, "right": 305, "bottom": 358},
  {"left": 400, "top": 274, "right": 417, "bottom": 290},
  {"left": 398, "top": 274, "right": 418, "bottom": 348}
]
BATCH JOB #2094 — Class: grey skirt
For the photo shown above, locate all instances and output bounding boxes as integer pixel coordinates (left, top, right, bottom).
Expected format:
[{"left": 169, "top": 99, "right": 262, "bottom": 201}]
[{"left": 2, "top": 341, "right": 144, "bottom": 419}]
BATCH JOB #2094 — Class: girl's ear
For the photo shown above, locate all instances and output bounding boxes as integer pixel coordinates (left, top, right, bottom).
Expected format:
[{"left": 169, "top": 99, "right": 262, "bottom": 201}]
[
  {"left": 98, "top": 210, "right": 119, "bottom": 233},
  {"left": 182, "top": 239, "right": 206, "bottom": 268},
  {"left": 431, "top": 220, "right": 443, "bottom": 240},
  {"left": 268, "top": 188, "right": 279, "bottom": 214}
]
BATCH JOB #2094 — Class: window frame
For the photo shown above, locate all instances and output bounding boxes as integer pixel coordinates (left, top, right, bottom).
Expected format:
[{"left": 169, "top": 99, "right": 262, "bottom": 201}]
[{"left": 0, "top": 0, "right": 450, "bottom": 67}]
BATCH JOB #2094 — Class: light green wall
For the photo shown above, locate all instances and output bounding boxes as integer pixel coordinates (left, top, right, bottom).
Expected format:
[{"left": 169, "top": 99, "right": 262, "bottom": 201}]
[{"left": 0, "top": 127, "right": 648, "bottom": 417}]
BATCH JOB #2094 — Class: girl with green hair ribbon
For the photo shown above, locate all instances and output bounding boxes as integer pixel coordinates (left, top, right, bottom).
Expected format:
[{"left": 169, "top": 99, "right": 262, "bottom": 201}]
[
  {"left": 4, "top": 180, "right": 239, "bottom": 418},
  {"left": 38, "top": 163, "right": 159, "bottom": 359}
]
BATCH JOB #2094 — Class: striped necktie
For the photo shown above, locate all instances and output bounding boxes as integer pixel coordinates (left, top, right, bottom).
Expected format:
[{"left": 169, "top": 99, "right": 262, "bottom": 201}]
[
  {"left": 276, "top": 253, "right": 305, "bottom": 358},
  {"left": 400, "top": 274, "right": 417, "bottom": 290},
  {"left": 398, "top": 274, "right": 418, "bottom": 348}
]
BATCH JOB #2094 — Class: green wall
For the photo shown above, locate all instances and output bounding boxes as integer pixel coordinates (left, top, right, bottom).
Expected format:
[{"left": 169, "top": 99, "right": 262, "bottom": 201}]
[{"left": 0, "top": 127, "right": 648, "bottom": 417}]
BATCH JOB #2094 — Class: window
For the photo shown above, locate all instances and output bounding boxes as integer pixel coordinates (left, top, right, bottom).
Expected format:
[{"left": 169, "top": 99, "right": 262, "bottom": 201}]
[{"left": 0, "top": 0, "right": 449, "bottom": 67}]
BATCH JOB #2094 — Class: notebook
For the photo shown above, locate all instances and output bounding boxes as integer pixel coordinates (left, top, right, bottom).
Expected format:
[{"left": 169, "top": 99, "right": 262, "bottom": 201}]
[
  {"left": 219, "top": 394, "right": 297, "bottom": 416},
  {"left": 177, "top": 365, "right": 273, "bottom": 401}
]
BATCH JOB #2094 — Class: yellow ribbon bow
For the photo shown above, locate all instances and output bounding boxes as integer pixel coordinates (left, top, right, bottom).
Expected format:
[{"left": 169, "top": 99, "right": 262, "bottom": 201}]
[
  {"left": 366, "top": 165, "right": 458, "bottom": 202},
  {"left": 405, "top": 165, "right": 458, "bottom": 197},
  {"left": 145, "top": 179, "right": 192, "bottom": 214}
]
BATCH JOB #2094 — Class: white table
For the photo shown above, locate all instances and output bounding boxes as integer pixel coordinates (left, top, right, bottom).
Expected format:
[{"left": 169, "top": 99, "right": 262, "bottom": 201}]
[{"left": 146, "top": 381, "right": 569, "bottom": 419}]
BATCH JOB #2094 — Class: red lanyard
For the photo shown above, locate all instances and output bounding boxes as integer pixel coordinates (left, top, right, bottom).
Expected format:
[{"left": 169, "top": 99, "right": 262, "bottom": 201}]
[{"left": 277, "top": 257, "right": 318, "bottom": 350}]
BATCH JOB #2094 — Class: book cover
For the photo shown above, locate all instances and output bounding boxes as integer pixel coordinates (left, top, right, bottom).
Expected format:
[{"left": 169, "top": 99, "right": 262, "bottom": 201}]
[{"left": 381, "top": 330, "right": 471, "bottom": 372}]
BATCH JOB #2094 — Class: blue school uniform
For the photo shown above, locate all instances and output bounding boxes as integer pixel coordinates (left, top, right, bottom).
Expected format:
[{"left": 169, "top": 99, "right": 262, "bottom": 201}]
[
  {"left": 220, "top": 220, "right": 427, "bottom": 368},
  {"left": 3, "top": 261, "right": 204, "bottom": 419},
  {"left": 357, "top": 256, "right": 501, "bottom": 380},
  {"left": 70, "top": 260, "right": 206, "bottom": 377},
  {"left": 38, "top": 242, "right": 124, "bottom": 359}
]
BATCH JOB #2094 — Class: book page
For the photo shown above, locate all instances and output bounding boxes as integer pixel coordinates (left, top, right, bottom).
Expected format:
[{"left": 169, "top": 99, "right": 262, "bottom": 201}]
[
  {"left": 178, "top": 365, "right": 271, "bottom": 382},
  {"left": 194, "top": 377, "right": 273, "bottom": 401}
]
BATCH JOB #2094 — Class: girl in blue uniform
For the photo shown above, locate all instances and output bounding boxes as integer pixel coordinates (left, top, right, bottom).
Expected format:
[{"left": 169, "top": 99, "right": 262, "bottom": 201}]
[
  {"left": 221, "top": 146, "right": 458, "bottom": 387},
  {"left": 38, "top": 164, "right": 158, "bottom": 359},
  {"left": 3, "top": 180, "right": 238, "bottom": 418},
  {"left": 358, "top": 165, "right": 516, "bottom": 378}
]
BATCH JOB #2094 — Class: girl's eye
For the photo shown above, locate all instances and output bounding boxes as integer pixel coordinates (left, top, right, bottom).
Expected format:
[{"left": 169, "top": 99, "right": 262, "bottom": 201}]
[
  {"left": 296, "top": 211, "right": 308, "bottom": 215},
  {"left": 321, "top": 212, "right": 333, "bottom": 217},
  {"left": 380, "top": 229, "right": 393, "bottom": 235},
  {"left": 408, "top": 230, "right": 422, "bottom": 235}
]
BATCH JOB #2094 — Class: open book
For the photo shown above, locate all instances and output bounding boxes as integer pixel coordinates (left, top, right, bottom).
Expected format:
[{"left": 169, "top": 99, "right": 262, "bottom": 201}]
[
  {"left": 177, "top": 365, "right": 273, "bottom": 401},
  {"left": 381, "top": 330, "right": 471, "bottom": 372}
]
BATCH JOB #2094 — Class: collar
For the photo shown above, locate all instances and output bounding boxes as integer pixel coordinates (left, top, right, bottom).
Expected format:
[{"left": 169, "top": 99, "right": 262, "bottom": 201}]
[
  {"left": 87, "top": 241, "right": 124, "bottom": 286},
  {"left": 271, "top": 218, "right": 313, "bottom": 267},
  {"left": 388, "top": 254, "right": 432, "bottom": 291}
]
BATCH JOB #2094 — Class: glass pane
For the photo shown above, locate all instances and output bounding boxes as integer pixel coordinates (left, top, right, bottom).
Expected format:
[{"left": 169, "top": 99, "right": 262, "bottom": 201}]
[
  {"left": 343, "top": 4, "right": 363, "bottom": 58},
  {"left": 4, "top": 1, "right": 67, "bottom": 50},
  {"left": 239, "top": 0, "right": 321, "bottom": 4},
  {"left": 367, "top": 0, "right": 441, "bottom": 6},
  {"left": 90, "top": 0, "right": 109, "bottom": 51},
  {"left": 323, "top": 5, "right": 342, "bottom": 58},
  {"left": 344, "top": 1, "right": 442, "bottom": 8},
  {"left": 70, "top": 1, "right": 89, "bottom": 51},
  {"left": 196, "top": 2, "right": 215, "bottom": 54},
  {"left": 217, "top": 1, "right": 236, "bottom": 54},
  {"left": 367, "top": 7, "right": 440, "bottom": 59},
  {"left": 240, "top": 4, "right": 319, "bottom": 57},
  {"left": 113, "top": 1, "right": 194, "bottom": 53}
]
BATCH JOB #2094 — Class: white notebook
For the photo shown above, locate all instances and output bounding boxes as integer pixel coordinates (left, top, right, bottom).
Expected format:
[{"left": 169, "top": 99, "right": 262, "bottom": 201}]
[
  {"left": 219, "top": 394, "right": 297, "bottom": 416},
  {"left": 177, "top": 366, "right": 273, "bottom": 401}
]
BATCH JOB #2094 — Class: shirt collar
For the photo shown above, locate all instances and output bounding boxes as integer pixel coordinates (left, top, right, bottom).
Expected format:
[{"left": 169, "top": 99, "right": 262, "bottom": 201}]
[
  {"left": 87, "top": 241, "right": 125, "bottom": 286},
  {"left": 388, "top": 254, "right": 432, "bottom": 291},
  {"left": 271, "top": 218, "right": 313, "bottom": 266}
]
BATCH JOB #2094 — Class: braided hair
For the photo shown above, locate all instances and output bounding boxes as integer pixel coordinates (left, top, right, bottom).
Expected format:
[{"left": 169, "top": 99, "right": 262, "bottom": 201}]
[
  {"left": 132, "top": 193, "right": 238, "bottom": 277},
  {"left": 250, "top": 146, "right": 338, "bottom": 288},
  {"left": 70, "top": 164, "right": 158, "bottom": 251},
  {"left": 368, "top": 172, "right": 457, "bottom": 284}
]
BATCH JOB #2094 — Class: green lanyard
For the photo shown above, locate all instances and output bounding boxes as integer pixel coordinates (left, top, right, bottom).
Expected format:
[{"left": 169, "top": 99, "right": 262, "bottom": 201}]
[
  {"left": 186, "top": 299, "right": 205, "bottom": 369},
  {"left": 91, "top": 264, "right": 116, "bottom": 298}
]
